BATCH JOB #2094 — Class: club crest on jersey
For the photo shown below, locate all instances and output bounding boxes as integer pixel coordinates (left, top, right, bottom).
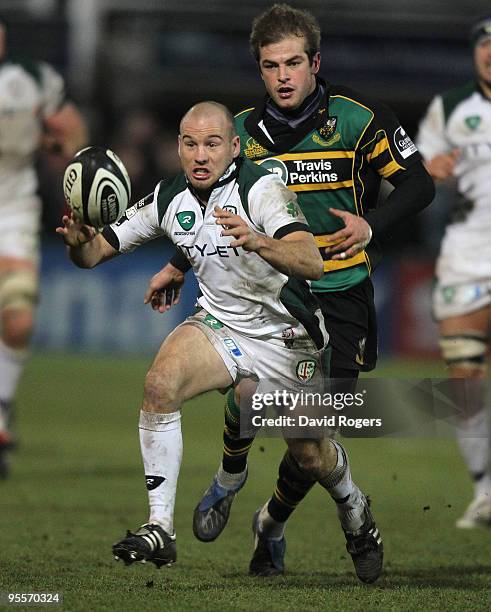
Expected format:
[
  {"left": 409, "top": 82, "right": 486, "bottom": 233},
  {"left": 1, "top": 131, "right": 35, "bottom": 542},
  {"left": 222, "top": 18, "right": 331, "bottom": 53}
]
[
  {"left": 320, "top": 116, "right": 337, "bottom": 139},
  {"left": 176, "top": 211, "right": 196, "bottom": 231},
  {"left": 222, "top": 205, "right": 237, "bottom": 215},
  {"left": 257, "top": 157, "right": 289, "bottom": 184},
  {"left": 244, "top": 137, "right": 269, "bottom": 159},
  {"left": 312, "top": 117, "right": 340, "bottom": 147},
  {"left": 465, "top": 115, "right": 481, "bottom": 131},
  {"left": 296, "top": 360, "right": 316, "bottom": 382}
]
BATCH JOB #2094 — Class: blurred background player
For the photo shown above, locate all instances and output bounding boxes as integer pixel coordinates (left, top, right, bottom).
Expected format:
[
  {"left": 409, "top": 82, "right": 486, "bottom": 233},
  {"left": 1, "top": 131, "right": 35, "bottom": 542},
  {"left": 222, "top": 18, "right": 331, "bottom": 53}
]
[
  {"left": 416, "top": 16, "right": 491, "bottom": 529},
  {"left": 145, "top": 3, "right": 434, "bottom": 576},
  {"left": 0, "top": 16, "right": 87, "bottom": 477}
]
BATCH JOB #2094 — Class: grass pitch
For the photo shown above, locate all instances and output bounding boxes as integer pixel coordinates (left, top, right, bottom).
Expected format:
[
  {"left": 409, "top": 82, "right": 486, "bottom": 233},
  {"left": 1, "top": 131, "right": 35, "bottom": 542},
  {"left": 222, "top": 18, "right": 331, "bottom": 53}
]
[{"left": 1, "top": 354, "right": 490, "bottom": 611}]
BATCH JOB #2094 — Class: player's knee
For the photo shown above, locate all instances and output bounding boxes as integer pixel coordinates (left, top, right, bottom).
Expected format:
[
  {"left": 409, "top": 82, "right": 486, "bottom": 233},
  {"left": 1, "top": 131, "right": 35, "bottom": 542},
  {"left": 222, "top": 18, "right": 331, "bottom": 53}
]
[
  {"left": 439, "top": 333, "right": 487, "bottom": 377},
  {"left": 287, "top": 440, "right": 327, "bottom": 480},
  {"left": 0, "top": 269, "right": 37, "bottom": 311},
  {"left": 143, "top": 361, "right": 183, "bottom": 411},
  {"left": 1, "top": 307, "right": 34, "bottom": 349}
]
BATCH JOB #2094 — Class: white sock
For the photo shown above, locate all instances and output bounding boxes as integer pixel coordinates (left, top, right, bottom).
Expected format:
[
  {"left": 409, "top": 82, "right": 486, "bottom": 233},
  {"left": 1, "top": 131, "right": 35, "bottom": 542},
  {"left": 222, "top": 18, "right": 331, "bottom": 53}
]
[
  {"left": 216, "top": 463, "right": 247, "bottom": 491},
  {"left": 139, "top": 409, "right": 183, "bottom": 535},
  {"left": 476, "top": 473, "right": 491, "bottom": 500},
  {"left": 319, "top": 440, "right": 364, "bottom": 532},
  {"left": 456, "top": 407, "right": 490, "bottom": 498},
  {"left": 0, "top": 338, "right": 29, "bottom": 405},
  {"left": 257, "top": 501, "right": 285, "bottom": 540}
]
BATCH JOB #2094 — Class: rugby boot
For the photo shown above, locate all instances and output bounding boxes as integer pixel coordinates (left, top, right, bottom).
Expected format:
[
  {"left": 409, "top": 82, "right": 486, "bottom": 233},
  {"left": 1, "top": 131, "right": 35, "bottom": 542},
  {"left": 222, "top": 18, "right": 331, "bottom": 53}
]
[{"left": 112, "top": 523, "right": 176, "bottom": 568}]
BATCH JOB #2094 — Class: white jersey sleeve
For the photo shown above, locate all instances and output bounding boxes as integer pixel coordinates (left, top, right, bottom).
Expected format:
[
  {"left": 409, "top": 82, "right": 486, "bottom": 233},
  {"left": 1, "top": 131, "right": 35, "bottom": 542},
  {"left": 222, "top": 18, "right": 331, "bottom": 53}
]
[
  {"left": 416, "top": 95, "right": 451, "bottom": 161},
  {"left": 247, "top": 174, "right": 308, "bottom": 237},
  {"left": 109, "top": 187, "right": 166, "bottom": 253},
  {"left": 39, "top": 62, "right": 66, "bottom": 118}
]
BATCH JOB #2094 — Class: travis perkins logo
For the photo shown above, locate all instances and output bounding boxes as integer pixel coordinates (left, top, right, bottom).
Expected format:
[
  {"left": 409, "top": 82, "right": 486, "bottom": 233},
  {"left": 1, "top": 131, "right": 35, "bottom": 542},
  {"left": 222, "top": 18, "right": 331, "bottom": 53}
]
[{"left": 258, "top": 157, "right": 339, "bottom": 185}]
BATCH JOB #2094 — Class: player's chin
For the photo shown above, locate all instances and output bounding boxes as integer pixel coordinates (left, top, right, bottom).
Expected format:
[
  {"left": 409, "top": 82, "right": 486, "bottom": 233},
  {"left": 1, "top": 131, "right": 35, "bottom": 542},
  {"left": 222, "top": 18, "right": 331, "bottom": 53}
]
[
  {"left": 189, "top": 176, "right": 214, "bottom": 190},
  {"left": 273, "top": 94, "right": 299, "bottom": 110}
]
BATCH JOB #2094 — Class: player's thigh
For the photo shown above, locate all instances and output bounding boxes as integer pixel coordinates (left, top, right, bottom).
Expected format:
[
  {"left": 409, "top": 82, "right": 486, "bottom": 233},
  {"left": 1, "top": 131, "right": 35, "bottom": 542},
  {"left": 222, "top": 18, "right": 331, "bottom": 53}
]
[
  {"left": 439, "top": 307, "right": 489, "bottom": 335},
  {"left": 148, "top": 323, "right": 233, "bottom": 403},
  {"left": 0, "top": 197, "right": 41, "bottom": 265}
]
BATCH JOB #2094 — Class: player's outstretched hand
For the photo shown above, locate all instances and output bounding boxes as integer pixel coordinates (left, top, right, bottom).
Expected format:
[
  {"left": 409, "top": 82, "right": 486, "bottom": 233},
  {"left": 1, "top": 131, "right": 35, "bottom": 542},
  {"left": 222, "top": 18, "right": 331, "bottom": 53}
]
[
  {"left": 425, "top": 149, "right": 460, "bottom": 181},
  {"left": 144, "top": 263, "right": 185, "bottom": 313},
  {"left": 323, "top": 208, "right": 372, "bottom": 261},
  {"left": 213, "top": 206, "right": 262, "bottom": 252},
  {"left": 55, "top": 214, "right": 98, "bottom": 247}
]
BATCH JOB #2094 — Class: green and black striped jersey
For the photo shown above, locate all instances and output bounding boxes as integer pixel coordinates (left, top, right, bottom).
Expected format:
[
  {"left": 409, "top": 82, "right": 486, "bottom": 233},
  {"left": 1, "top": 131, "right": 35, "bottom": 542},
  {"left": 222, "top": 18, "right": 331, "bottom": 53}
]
[{"left": 235, "top": 80, "right": 423, "bottom": 291}]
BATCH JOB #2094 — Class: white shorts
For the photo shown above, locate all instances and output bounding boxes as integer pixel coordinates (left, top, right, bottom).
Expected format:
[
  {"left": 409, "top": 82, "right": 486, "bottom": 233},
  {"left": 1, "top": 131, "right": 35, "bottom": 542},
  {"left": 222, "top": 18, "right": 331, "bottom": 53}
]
[
  {"left": 432, "top": 279, "right": 491, "bottom": 321},
  {"left": 181, "top": 309, "right": 327, "bottom": 392},
  {"left": 0, "top": 195, "right": 42, "bottom": 263}
]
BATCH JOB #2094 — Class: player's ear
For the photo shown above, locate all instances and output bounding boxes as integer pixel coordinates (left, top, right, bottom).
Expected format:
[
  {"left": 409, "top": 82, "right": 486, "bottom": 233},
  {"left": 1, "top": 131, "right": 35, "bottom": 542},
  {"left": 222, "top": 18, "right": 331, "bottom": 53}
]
[
  {"left": 177, "top": 135, "right": 182, "bottom": 158},
  {"left": 232, "top": 135, "right": 240, "bottom": 158},
  {"left": 311, "top": 51, "right": 321, "bottom": 75}
]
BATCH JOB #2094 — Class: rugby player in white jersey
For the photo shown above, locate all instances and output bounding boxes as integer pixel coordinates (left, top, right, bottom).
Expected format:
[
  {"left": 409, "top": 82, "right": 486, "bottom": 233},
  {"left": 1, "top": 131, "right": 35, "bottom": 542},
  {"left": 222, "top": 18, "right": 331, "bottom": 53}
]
[
  {"left": 416, "top": 16, "right": 491, "bottom": 528},
  {"left": 0, "top": 17, "right": 87, "bottom": 477},
  {"left": 57, "top": 102, "right": 383, "bottom": 581}
]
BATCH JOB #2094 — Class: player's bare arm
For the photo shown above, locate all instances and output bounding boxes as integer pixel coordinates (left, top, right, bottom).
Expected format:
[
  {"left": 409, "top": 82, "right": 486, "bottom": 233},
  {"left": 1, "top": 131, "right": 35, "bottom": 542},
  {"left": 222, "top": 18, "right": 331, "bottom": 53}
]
[
  {"left": 144, "top": 263, "right": 186, "bottom": 313},
  {"left": 424, "top": 149, "right": 460, "bottom": 181},
  {"left": 55, "top": 214, "right": 118, "bottom": 268},
  {"left": 323, "top": 208, "right": 372, "bottom": 260},
  {"left": 213, "top": 206, "right": 323, "bottom": 280}
]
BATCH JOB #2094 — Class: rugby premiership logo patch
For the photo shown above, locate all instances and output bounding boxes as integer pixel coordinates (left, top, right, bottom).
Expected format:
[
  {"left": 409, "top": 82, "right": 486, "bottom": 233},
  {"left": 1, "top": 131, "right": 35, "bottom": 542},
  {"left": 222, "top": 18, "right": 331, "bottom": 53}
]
[
  {"left": 394, "top": 126, "right": 417, "bottom": 159},
  {"left": 296, "top": 360, "right": 317, "bottom": 382},
  {"left": 176, "top": 211, "right": 196, "bottom": 231}
]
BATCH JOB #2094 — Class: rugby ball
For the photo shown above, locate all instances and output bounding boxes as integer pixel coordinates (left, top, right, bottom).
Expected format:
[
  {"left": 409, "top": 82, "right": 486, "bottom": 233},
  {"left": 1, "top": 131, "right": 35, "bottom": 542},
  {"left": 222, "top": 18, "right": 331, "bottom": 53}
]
[{"left": 63, "top": 146, "right": 131, "bottom": 228}]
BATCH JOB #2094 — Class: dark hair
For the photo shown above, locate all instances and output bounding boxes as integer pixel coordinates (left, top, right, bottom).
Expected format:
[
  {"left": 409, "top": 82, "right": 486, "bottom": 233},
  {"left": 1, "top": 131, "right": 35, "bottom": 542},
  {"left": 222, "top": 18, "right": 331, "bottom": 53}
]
[
  {"left": 470, "top": 15, "right": 491, "bottom": 47},
  {"left": 250, "top": 3, "right": 321, "bottom": 63}
]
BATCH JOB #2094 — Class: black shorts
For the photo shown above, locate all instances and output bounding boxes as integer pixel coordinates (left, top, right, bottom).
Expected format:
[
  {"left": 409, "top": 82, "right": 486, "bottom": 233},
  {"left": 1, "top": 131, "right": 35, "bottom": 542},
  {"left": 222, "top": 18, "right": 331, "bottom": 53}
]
[{"left": 315, "top": 277, "right": 378, "bottom": 373}]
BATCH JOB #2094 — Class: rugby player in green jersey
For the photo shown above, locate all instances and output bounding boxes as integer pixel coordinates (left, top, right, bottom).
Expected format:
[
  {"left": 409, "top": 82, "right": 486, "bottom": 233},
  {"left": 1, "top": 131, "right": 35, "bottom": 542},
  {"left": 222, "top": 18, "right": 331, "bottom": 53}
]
[{"left": 146, "top": 4, "right": 434, "bottom": 581}]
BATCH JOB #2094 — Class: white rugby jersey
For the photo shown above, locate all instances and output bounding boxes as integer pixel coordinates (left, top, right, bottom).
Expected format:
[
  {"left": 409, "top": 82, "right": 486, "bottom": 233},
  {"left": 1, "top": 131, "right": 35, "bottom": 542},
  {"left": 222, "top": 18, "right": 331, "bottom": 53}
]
[
  {"left": 105, "top": 158, "right": 326, "bottom": 345},
  {"left": 0, "top": 58, "right": 65, "bottom": 201},
  {"left": 416, "top": 82, "right": 491, "bottom": 283}
]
